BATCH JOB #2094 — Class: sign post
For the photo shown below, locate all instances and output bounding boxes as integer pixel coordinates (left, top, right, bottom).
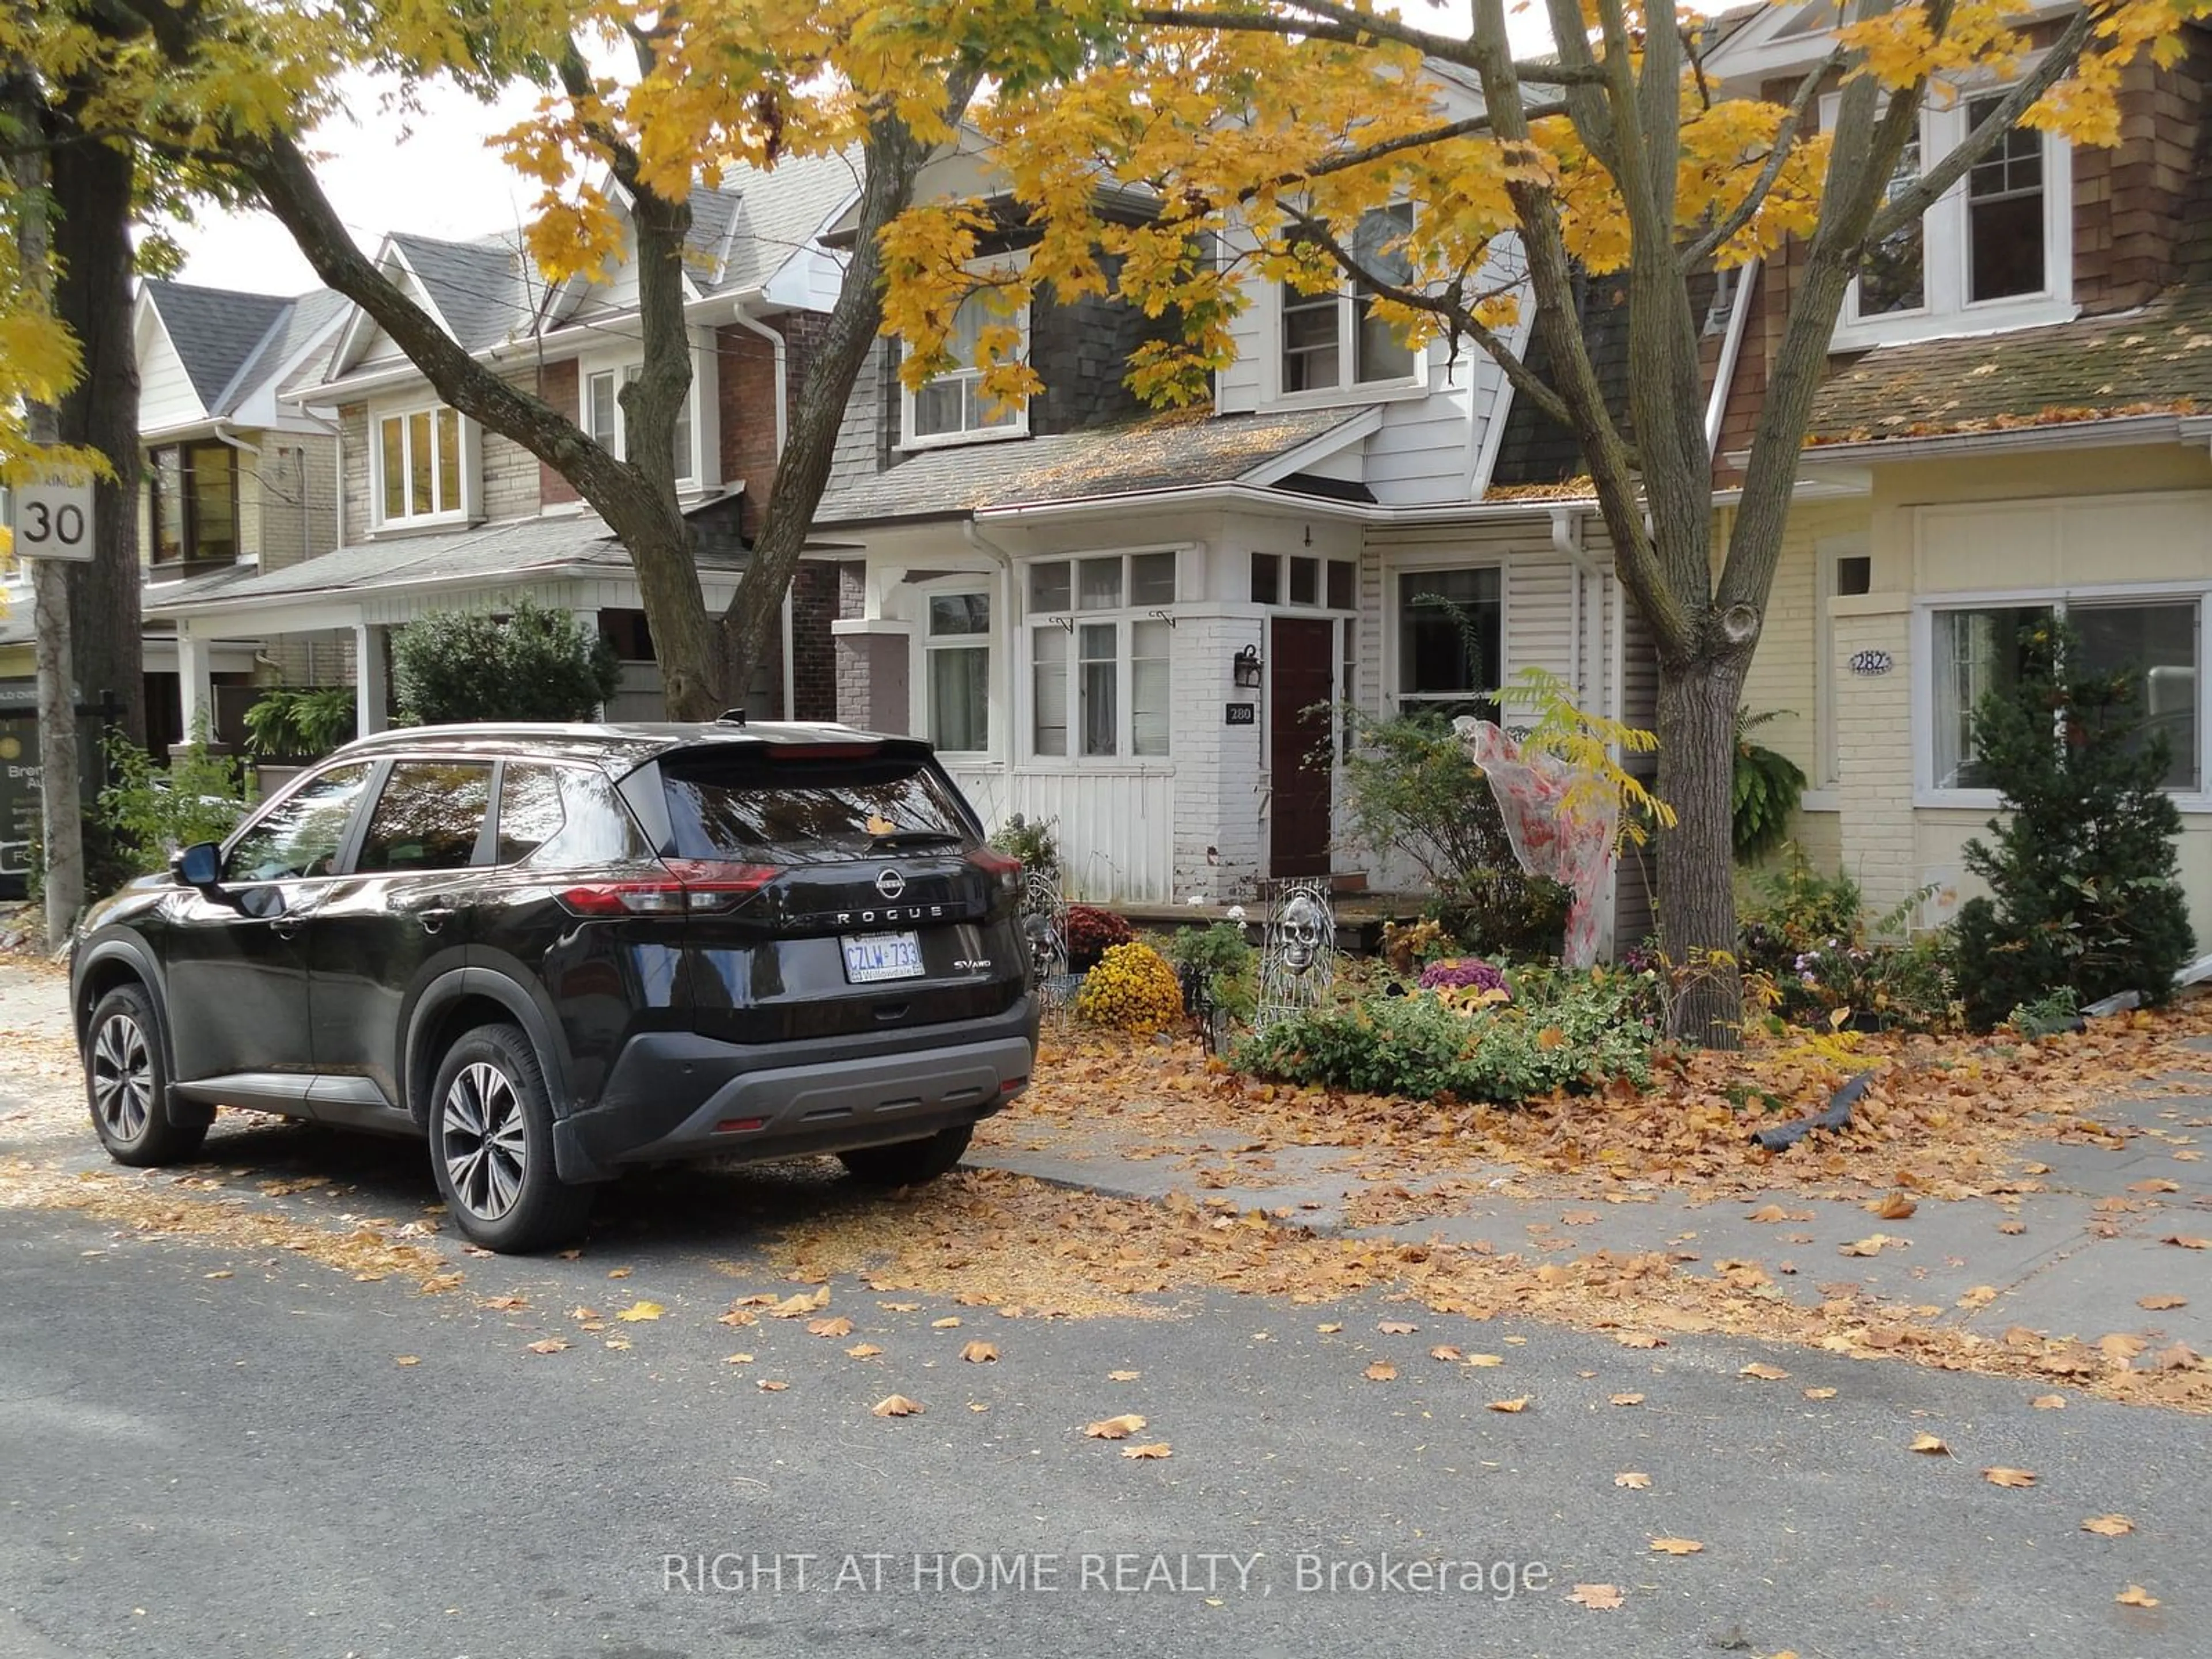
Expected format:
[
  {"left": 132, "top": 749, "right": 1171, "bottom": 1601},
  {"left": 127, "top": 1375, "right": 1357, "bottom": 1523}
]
[{"left": 22, "top": 475, "right": 87, "bottom": 946}]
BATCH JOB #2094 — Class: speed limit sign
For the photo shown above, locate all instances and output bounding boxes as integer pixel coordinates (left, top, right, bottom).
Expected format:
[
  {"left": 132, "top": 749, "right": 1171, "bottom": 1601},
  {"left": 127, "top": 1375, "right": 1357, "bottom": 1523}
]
[{"left": 16, "top": 480, "right": 95, "bottom": 562}]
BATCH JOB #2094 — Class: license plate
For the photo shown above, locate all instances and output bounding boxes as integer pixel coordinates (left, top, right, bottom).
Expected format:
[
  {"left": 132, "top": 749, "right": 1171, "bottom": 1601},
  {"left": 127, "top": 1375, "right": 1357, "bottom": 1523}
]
[{"left": 841, "top": 930, "right": 924, "bottom": 984}]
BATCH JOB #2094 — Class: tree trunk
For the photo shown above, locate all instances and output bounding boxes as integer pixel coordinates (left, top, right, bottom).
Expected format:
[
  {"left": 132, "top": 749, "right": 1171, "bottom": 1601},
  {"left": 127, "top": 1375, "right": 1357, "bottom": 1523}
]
[
  {"left": 1654, "top": 652, "right": 1748, "bottom": 1047},
  {"left": 51, "top": 108, "right": 146, "bottom": 750}
]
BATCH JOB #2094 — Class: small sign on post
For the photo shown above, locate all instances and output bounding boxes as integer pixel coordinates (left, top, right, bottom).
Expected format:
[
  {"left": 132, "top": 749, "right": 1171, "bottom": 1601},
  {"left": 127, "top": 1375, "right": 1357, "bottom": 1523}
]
[{"left": 16, "top": 480, "right": 95, "bottom": 562}]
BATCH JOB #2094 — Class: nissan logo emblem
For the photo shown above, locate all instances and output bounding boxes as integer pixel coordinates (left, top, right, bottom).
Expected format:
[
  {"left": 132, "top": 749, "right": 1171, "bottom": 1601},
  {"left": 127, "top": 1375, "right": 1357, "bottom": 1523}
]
[{"left": 875, "top": 868, "right": 906, "bottom": 900}]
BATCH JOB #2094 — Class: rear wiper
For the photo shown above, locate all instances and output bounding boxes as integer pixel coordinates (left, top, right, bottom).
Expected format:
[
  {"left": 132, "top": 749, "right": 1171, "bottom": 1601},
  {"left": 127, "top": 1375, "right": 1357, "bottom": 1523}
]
[{"left": 869, "top": 830, "right": 965, "bottom": 850}]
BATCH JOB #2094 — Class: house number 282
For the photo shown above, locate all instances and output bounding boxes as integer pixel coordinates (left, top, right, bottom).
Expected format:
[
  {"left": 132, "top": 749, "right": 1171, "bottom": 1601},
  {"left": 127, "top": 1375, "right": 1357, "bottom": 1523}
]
[{"left": 1849, "top": 649, "right": 1893, "bottom": 676}]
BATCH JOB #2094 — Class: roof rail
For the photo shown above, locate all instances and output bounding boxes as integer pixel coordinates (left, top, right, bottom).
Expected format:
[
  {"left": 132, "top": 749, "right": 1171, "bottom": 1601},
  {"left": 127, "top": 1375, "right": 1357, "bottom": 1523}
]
[{"left": 715, "top": 707, "right": 747, "bottom": 726}]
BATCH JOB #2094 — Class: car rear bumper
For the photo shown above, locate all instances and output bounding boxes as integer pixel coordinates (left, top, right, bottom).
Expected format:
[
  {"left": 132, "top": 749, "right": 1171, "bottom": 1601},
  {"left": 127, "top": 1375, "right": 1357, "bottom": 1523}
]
[{"left": 552, "top": 997, "right": 1038, "bottom": 1180}]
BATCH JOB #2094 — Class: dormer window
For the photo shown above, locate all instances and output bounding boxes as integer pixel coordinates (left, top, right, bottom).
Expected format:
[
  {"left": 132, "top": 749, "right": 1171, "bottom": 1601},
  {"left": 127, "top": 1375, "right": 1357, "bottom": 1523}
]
[
  {"left": 585, "top": 363, "right": 695, "bottom": 484},
  {"left": 1834, "top": 88, "right": 2071, "bottom": 349},
  {"left": 372, "top": 405, "right": 468, "bottom": 527},
  {"left": 904, "top": 289, "right": 1031, "bottom": 447},
  {"left": 1278, "top": 203, "right": 1421, "bottom": 397}
]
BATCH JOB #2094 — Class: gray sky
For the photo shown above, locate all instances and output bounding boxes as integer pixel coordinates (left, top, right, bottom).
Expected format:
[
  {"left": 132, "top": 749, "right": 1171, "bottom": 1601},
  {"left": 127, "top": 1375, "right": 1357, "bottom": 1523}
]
[{"left": 171, "top": 0, "right": 1548, "bottom": 294}]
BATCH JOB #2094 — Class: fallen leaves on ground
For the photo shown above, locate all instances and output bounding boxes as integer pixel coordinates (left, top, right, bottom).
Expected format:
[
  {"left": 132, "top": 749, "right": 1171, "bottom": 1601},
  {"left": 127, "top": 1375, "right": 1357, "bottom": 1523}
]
[
  {"left": 524, "top": 1338, "right": 569, "bottom": 1355},
  {"left": 1911, "top": 1434, "right": 1952, "bottom": 1456},
  {"left": 1804, "top": 1387, "right": 1838, "bottom": 1400},
  {"left": 2162, "top": 1234, "right": 2209, "bottom": 1251},
  {"left": 394, "top": 1355, "right": 420, "bottom": 1367},
  {"left": 1107, "top": 1369, "right": 1141, "bottom": 1381},
  {"left": 1614, "top": 1471, "right": 1651, "bottom": 1489},
  {"left": 2139, "top": 1295, "right": 2188, "bottom": 1310},
  {"left": 2084, "top": 1514, "right": 2135, "bottom": 1536},
  {"left": 1983, "top": 1467, "right": 2037, "bottom": 1488},
  {"left": 2032, "top": 1394, "right": 2068, "bottom": 1409},
  {"left": 1567, "top": 1584, "right": 1623, "bottom": 1609},
  {"left": 871, "top": 1395, "right": 923, "bottom": 1418},
  {"left": 806, "top": 1315, "right": 854, "bottom": 1338},
  {"left": 770, "top": 1289, "right": 831, "bottom": 1317},
  {"left": 1839, "top": 1234, "right": 1907, "bottom": 1257},
  {"left": 615, "top": 1302, "right": 664, "bottom": 1323},
  {"left": 1611, "top": 1392, "right": 1645, "bottom": 1406},
  {"left": 1487, "top": 1396, "right": 1530, "bottom": 1413},
  {"left": 1740, "top": 1362, "right": 1790, "bottom": 1381},
  {"left": 960, "top": 1341, "right": 999, "bottom": 1363},
  {"left": 757, "top": 1379, "right": 789, "bottom": 1392},
  {"left": 2117, "top": 1585, "right": 2160, "bottom": 1607},
  {"left": 1120, "top": 1442, "right": 1172, "bottom": 1459},
  {"left": 1429, "top": 1344, "right": 1463, "bottom": 1361},
  {"left": 1649, "top": 1538, "right": 1703, "bottom": 1556},
  {"left": 1085, "top": 1414, "right": 1147, "bottom": 1440},
  {"left": 1866, "top": 1193, "right": 1918, "bottom": 1219},
  {"left": 1364, "top": 1360, "right": 1398, "bottom": 1382},
  {"left": 1376, "top": 1320, "right": 1418, "bottom": 1334},
  {"left": 846, "top": 1343, "right": 882, "bottom": 1359}
]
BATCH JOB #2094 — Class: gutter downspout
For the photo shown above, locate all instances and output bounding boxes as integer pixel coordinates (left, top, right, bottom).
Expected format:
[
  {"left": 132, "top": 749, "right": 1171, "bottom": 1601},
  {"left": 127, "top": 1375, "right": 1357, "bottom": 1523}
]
[
  {"left": 210, "top": 421, "right": 264, "bottom": 569},
  {"left": 1548, "top": 505, "right": 1604, "bottom": 707},
  {"left": 728, "top": 293, "right": 788, "bottom": 454}
]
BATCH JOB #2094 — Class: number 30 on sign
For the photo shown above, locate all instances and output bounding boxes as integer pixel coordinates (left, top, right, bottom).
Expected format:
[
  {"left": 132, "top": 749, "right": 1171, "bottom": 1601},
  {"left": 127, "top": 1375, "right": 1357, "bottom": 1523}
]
[{"left": 14, "top": 480, "right": 96, "bottom": 562}]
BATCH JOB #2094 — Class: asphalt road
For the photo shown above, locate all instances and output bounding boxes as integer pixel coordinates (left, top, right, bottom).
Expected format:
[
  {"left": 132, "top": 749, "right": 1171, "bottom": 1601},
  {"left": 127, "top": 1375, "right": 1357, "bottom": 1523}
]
[{"left": 1, "top": 1140, "right": 2205, "bottom": 1659}]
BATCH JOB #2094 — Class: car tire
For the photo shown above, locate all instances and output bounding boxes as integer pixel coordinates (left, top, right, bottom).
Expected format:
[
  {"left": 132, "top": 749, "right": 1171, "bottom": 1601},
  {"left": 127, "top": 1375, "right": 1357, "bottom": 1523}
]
[
  {"left": 429, "top": 1023, "right": 593, "bottom": 1253},
  {"left": 837, "top": 1123, "right": 975, "bottom": 1188},
  {"left": 84, "top": 984, "right": 207, "bottom": 1167}
]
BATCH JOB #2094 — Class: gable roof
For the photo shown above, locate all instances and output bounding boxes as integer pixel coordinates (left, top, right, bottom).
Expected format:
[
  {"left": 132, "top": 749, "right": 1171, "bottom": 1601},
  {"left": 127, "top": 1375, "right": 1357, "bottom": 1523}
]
[
  {"left": 810, "top": 407, "right": 1374, "bottom": 527},
  {"left": 1805, "top": 282, "right": 2212, "bottom": 448},
  {"left": 387, "top": 231, "right": 533, "bottom": 354},
  {"left": 708, "top": 150, "right": 858, "bottom": 295},
  {"left": 140, "top": 281, "right": 298, "bottom": 411}
]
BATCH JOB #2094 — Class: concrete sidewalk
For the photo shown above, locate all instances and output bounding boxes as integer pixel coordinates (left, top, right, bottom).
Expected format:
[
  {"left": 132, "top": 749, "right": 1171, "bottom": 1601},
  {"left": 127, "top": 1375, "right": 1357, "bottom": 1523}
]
[{"left": 7, "top": 956, "right": 2207, "bottom": 1355}]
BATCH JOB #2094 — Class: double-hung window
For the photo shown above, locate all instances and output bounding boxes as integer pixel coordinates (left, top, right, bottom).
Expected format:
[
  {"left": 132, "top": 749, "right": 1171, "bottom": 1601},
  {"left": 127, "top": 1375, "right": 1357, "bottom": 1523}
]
[
  {"left": 906, "top": 289, "right": 1030, "bottom": 446},
  {"left": 1028, "top": 554, "right": 1175, "bottom": 760},
  {"left": 584, "top": 362, "right": 695, "bottom": 484},
  {"left": 1928, "top": 597, "right": 2200, "bottom": 794},
  {"left": 1834, "top": 87, "right": 2070, "bottom": 347},
  {"left": 926, "top": 592, "right": 992, "bottom": 755},
  {"left": 373, "top": 406, "right": 465, "bottom": 526},
  {"left": 1279, "top": 203, "right": 1421, "bottom": 396}
]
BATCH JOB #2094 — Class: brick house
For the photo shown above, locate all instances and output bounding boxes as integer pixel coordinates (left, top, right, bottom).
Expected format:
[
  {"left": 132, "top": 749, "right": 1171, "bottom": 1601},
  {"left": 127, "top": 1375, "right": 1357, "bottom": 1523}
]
[
  {"left": 1700, "top": 10, "right": 2212, "bottom": 941},
  {"left": 140, "top": 150, "right": 857, "bottom": 738}
]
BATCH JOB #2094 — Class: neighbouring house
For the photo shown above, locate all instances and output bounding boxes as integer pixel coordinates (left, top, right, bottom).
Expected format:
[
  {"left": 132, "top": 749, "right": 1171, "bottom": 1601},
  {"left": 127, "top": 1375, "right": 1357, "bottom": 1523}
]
[
  {"left": 138, "top": 148, "right": 860, "bottom": 738},
  {"left": 1700, "top": 9, "right": 2212, "bottom": 942},
  {"left": 805, "top": 127, "right": 1742, "bottom": 953}
]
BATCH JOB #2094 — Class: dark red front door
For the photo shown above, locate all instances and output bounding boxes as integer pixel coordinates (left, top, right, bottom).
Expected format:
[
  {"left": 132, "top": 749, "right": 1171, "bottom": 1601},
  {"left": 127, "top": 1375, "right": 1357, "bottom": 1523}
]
[{"left": 1268, "top": 617, "right": 1334, "bottom": 878}]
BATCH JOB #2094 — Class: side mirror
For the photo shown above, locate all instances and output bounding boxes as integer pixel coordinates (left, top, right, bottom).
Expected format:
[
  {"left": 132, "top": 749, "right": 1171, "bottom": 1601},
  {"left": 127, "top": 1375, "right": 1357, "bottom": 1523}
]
[{"left": 176, "top": 841, "right": 224, "bottom": 891}]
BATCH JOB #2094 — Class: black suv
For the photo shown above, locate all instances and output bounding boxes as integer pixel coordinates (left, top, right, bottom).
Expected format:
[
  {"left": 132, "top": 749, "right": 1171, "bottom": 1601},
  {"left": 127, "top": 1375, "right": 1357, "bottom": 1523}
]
[{"left": 70, "top": 721, "right": 1037, "bottom": 1251}]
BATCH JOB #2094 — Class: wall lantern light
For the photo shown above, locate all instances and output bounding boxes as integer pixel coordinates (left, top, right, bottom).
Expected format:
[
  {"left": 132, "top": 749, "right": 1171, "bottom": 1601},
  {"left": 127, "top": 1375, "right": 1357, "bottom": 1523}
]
[{"left": 1232, "top": 645, "right": 1263, "bottom": 689}]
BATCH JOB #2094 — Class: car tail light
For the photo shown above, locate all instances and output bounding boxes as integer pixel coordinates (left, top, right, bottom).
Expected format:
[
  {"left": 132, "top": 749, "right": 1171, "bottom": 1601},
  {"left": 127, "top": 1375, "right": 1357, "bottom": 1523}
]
[
  {"left": 556, "top": 861, "right": 781, "bottom": 917},
  {"left": 967, "top": 846, "right": 1021, "bottom": 900}
]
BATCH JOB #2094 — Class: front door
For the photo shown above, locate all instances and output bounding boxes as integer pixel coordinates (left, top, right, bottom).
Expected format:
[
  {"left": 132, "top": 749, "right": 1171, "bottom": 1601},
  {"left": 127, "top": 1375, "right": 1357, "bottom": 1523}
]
[
  {"left": 1268, "top": 617, "right": 1335, "bottom": 878},
  {"left": 162, "top": 762, "right": 374, "bottom": 1086}
]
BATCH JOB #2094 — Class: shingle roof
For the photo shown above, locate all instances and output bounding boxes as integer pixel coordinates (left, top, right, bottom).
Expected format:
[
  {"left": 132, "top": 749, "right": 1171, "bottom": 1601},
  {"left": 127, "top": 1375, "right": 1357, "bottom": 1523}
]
[
  {"left": 142, "top": 512, "right": 746, "bottom": 618},
  {"left": 388, "top": 232, "right": 532, "bottom": 355},
  {"left": 1806, "top": 286, "right": 2212, "bottom": 446},
  {"left": 142, "top": 281, "right": 298, "bottom": 411},
  {"left": 711, "top": 150, "right": 859, "bottom": 295},
  {"left": 809, "top": 407, "right": 1370, "bottom": 526}
]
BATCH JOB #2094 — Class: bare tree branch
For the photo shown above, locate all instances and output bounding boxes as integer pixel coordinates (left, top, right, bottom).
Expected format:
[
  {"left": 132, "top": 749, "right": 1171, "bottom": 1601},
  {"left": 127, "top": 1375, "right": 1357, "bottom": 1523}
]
[{"left": 1134, "top": 3, "right": 1608, "bottom": 85}]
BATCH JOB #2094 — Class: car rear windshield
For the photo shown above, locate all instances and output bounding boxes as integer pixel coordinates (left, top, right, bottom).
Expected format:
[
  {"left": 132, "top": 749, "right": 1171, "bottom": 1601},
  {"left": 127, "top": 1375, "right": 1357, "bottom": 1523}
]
[{"left": 658, "top": 752, "right": 979, "bottom": 865}]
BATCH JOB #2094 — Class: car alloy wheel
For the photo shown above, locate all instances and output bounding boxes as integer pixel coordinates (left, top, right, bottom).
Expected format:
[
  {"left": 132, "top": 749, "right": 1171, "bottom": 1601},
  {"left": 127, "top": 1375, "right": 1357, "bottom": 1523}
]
[
  {"left": 441, "top": 1060, "right": 529, "bottom": 1222},
  {"left": 89, "top": 1009, "right": 154, "bottom": 1143}
]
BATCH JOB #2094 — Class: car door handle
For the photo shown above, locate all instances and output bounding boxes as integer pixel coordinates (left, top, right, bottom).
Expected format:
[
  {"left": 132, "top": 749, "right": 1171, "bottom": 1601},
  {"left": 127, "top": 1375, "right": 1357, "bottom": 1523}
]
[
  {"left": 415, "top": 907, "right": 455, "bottom": 934},
  {"left": 270, "top": 915, "right": 305, "bottom": 940}
]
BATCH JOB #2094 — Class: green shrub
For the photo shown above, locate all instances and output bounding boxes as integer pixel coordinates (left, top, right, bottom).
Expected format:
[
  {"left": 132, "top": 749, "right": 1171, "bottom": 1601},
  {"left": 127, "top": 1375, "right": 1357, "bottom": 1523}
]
[
  {"left": 988, "top": 812, "right": 1059, "bottom": 873},
  {"left": 1951, "top": 617, "right": 2195, "bottom": 1031},
  {"left": 1426, "top": 869, "right": 1572, "bottom": 959},
  {"left": 1165, "top": 920, "right": 1256, "bottom": 1023},
  {"left": 391, "top": 598, "right": 621, "bottom": 725},
  {"left": 1733, "top": 710, "right": 1808, "bottom": 865},
  {"left": 96, "top": 721, "right": 250, "bottom": 877},
  {"left": 1237, "top": 972, "right": 1653, "bottom": 1103},
  {"left": 1339, "top": 707, "right": 1516, "bottom": 889},
  {"left": 241, "top": 685, "right": 357, "bottom": 759}
]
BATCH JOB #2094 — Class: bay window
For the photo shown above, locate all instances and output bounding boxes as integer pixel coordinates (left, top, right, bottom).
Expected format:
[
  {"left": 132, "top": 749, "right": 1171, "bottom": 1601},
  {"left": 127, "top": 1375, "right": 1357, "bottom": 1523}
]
[
  {"left": 1028, "top": 554, "right": 1176, "bottom": 760},
  {"left": 147, "top": 441, "right": 238, "bottom": 564},
  {"left": 926, "top": 592, "right": 991, "bottom": 754},
  {"left": 1929, "top": 597, "right": 2200, "bottom": 794}
]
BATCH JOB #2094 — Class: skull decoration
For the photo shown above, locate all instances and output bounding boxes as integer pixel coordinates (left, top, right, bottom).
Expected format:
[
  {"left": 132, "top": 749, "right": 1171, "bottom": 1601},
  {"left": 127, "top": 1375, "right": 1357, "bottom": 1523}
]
[
  {"left": 1255, "top": 879, "right": 1336, "bottom": 1034},
  {"left": 1277, "top": 892, "right": 1326, "bottom": 975}
]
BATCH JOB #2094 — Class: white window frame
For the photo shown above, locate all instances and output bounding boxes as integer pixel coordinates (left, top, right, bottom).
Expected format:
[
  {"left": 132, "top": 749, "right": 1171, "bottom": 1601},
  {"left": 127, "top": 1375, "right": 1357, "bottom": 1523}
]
[
  {"left": 1828, "top": 85, "right": 2074, "bottom": 351},
  {"left": 1264, "top": 203, "right": 1430, "bottom": 408},
  {"left": 1019, "top": 549, "right": 1180, "bottom": 768},
  {"left": 901, "top": 276, "right": 1033, "bottom": 452},
  {"left": 368, "top": 402, "right": 476, "bottom": 529},
  {"left": 581, "top": 359, "right": 698, "bottom": 487},
  {"left": 1912, "top": 580, "right": 2211, "bottom": 812},
  {"left": 1382, "top": 554, "right": 1510, "bottom": 719},
  {"left": 921, "top": 584, "right": 995, "bottom": 759}
]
